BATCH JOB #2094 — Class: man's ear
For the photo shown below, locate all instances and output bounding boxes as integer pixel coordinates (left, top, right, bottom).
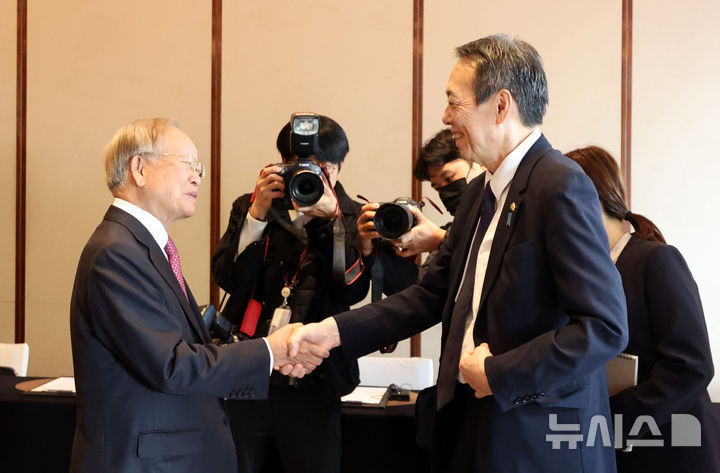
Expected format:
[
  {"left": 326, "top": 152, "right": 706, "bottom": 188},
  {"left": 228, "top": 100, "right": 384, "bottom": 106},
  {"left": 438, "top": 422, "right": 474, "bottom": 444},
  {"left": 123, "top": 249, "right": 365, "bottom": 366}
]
[
  {"left": 128, "top": 155, "right": 147, "bottom": 187},
  {"left": 495, "top": 89, "right": 513, "bottom": 125}
]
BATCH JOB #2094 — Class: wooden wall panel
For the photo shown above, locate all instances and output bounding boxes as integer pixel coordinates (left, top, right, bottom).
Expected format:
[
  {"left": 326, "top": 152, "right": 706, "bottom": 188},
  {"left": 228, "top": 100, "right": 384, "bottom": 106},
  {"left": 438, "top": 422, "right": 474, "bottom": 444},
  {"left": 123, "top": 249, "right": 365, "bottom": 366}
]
[{"left": 0, "top": 0, "right": 17, "bottom": 343}]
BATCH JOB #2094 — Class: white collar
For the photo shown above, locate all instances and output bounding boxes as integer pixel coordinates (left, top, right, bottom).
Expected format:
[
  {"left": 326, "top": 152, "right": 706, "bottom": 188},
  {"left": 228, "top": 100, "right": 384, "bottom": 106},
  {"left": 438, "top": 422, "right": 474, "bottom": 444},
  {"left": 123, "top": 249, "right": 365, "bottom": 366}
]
[
  {"left": 112, "top": 197, "right": 169, "bottom": 254},
  {"left": 485, "top": 128, "right": 541, "bottom": 198}
]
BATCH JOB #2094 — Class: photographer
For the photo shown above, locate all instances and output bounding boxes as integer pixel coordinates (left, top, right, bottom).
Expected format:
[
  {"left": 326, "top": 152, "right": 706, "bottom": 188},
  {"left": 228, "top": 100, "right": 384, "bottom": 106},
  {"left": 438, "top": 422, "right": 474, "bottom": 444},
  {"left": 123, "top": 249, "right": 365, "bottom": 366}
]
[
  {"left": 357, "top": 129, "right": 482, "bottom": 295},
  {"left": 211, "top": 115, "right": 369, "bottom": 473}
]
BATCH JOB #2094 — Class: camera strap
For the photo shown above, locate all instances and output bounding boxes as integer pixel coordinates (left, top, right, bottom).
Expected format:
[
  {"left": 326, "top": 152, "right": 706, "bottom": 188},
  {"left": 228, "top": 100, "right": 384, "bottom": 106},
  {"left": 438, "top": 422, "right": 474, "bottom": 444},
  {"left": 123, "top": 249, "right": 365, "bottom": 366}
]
[
  {"left": 266, "top": 206, "right": 309, "bottom": 245},
  {"left": 332, "top": 216, "right": 364, "bottom": 286}
]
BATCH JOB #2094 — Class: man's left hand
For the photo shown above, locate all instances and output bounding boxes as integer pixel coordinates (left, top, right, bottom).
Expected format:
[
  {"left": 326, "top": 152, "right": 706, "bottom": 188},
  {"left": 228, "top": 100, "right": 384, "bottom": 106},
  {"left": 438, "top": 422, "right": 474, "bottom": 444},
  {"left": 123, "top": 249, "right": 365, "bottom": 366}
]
[
  {"left": 459, "top": 342, "right": 493, "bottom": 398},
  {"left": 295, "top": 173, "right": 338, "bottom": 219}
]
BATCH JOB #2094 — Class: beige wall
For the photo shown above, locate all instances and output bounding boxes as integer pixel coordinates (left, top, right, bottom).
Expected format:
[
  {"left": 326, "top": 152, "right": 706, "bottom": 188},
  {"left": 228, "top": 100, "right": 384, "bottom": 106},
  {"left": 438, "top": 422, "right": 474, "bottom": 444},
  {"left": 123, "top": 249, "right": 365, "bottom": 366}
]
[
  {"left": 221, "top": 2, "right": 413, "bottom": 216},
  {"left": 633, "top": 0, "right": 720, "bottom": 399},
  {"left": 0, "top": 1, "right": 16, "bottom": 343},
  {"left": 25, "top": 0, "right": 211, "bottom": 376}
]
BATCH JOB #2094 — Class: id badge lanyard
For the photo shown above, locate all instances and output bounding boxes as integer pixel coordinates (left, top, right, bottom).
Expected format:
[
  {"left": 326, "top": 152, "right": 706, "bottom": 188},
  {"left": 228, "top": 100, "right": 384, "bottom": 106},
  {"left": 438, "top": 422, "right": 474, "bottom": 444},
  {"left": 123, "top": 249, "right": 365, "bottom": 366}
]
[{"left": 268, "top": 246, "right": 309, "bottom": 335}]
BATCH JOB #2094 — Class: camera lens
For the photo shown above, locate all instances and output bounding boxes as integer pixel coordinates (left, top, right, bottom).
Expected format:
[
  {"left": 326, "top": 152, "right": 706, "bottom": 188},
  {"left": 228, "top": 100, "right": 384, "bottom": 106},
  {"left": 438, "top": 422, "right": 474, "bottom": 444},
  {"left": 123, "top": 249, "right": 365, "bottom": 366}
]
[
  {"left": 374, "top": 203, "right": 415, "bottom": 239},
  {"left": 289, "top": 170, "right": 324, "bottom": 207}
]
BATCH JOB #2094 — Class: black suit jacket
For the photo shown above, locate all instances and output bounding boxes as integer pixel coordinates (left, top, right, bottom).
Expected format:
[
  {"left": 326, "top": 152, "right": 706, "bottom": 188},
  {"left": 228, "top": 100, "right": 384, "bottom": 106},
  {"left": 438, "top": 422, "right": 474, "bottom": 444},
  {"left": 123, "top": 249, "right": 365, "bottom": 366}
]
[
  {"left": 70, "top": 206, "right": 271, "bottom": 473},
  {"left": 334, "top": 135, "right": 628, "bottom": 472},
  {"left": 612, "top": 235, "right": 719, "bottom": 472}
]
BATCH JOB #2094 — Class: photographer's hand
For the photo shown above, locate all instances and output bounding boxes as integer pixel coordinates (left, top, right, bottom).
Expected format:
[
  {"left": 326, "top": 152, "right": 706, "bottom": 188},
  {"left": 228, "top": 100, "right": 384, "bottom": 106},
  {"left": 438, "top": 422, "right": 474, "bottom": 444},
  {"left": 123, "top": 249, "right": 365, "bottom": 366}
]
[
  {"left": 357, "top": 203, "right": 381, "bottom": 257},
  {"left": 392, "top": 206, "right": 446, "bottom": 257},
  {"left": 249, "top": 165, "right": 285, "bottom": 221},
  {"left": 295, "top": 173, "right": 338, "bottom": 219}
]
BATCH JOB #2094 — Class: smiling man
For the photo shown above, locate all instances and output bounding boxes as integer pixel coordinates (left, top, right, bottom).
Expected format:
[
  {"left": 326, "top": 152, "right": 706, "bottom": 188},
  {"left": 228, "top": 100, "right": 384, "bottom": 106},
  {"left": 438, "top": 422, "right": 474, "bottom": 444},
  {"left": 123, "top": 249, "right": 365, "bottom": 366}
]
[
  {"left": 289, "top": 35, "right": 628, "bottom": 473},
  {"left": 69, "top": 118, "right": 325, "bottom": 473}
]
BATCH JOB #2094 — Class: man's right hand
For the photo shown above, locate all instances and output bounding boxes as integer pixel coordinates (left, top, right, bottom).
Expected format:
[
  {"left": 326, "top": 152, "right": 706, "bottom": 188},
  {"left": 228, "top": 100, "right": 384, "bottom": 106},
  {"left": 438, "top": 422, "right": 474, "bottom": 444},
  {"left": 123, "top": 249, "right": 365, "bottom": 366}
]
[
  {"left": 249, "top": 165, "right": 285, "bottom": 221},
  {"left": 357, "top": 203, "right": 381, "bottom": 257},
  {"left": 266, "top": 323, "right": 329, "bottom": 378},
  {"left": 287, "top": 318, "right": 342, "bottom": 359}
]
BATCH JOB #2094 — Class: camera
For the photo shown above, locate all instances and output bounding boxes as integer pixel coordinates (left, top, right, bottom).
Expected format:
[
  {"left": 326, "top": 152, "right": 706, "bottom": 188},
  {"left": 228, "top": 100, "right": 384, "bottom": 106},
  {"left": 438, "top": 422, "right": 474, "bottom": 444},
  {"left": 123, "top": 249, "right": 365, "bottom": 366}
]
[
  {"left": 276, "top": 160, "right": 324, "bottom": 207},
  {"left": 374, "top": 197, "right": 419, "bottom": 239},
  {"left": 275, "top": 113, "right": 325, "bottom": 207},
  {"left": 200, "top": 304, "right": 237, "bottom": 345}
]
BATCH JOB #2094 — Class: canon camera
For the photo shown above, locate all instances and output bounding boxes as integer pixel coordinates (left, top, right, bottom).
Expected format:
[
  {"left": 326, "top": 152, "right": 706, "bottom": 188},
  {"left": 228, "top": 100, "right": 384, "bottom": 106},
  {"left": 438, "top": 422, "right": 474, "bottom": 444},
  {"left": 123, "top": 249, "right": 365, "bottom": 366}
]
[{"left": 374, "top": 197, "right": 419, "bottom": 239}]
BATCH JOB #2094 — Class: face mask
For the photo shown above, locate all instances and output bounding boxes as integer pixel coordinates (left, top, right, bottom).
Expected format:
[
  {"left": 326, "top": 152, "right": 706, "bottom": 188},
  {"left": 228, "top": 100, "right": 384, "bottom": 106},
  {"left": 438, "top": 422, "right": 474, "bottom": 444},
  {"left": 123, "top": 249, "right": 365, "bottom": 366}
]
[{"left": 438, "top": 178, "right": 467, "bottom": 216}]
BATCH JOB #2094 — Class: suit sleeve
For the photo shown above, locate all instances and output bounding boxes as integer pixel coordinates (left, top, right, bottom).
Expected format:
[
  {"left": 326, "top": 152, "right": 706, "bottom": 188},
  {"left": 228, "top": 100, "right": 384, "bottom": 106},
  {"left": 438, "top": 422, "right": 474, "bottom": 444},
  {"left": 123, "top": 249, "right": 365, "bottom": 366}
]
[
  {"left": 485, "top": 167, "right": 629, "bottom": 411},
  {"left": 611, "top": 245, "right": 714, "bottom": 436},
  {"left": 334, "top": 210, "right": 459, "bottom": 358},
  {"left": 86, "top": 241, "right": 270, "bottom": 398}
]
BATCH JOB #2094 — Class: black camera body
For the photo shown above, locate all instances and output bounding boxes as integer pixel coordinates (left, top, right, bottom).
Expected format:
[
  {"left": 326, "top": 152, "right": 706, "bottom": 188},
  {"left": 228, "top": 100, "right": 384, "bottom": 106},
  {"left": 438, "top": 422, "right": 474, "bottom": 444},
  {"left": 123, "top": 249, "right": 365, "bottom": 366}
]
[
  {"left": 275, "top": 159, "right": 325, "bottom": 207},
  {"left": 374, "top": 197, "right": 419, "bottom": 239},
  {"left": 200, "top": 304, "right": 236, "bottom": 345}
]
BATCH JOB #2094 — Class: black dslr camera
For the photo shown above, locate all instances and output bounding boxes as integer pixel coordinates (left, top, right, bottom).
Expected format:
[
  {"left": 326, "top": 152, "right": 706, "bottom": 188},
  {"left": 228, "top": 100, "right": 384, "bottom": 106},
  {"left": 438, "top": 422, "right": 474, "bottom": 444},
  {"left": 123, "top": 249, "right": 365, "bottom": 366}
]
[
  {"left": 275, "top": 113, "right": 325, "bottom": 207},
  {"left": 200, "top": 305, "right": 237, "bottom": 345},
  {"left": 374, "top": 197, "right": 419, "bottom": 239}
]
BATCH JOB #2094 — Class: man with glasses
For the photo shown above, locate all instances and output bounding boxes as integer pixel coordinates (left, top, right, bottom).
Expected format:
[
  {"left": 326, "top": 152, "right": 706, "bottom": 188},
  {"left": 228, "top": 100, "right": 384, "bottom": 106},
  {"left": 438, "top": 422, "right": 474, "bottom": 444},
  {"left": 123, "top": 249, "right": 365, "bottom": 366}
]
[
  {"left": 212, "top": 114, "right": 369, "bottom": 473},
  {"left": 69, "top": 118, "right": 326, "bottom": 473}
]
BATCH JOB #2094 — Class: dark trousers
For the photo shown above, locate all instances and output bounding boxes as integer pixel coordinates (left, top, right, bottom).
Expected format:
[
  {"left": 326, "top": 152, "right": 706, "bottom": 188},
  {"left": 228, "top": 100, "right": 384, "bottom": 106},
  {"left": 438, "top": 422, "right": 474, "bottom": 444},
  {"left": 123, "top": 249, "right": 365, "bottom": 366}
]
[{"left": 228, "top": 379, "right": 342, "bottom": 473}]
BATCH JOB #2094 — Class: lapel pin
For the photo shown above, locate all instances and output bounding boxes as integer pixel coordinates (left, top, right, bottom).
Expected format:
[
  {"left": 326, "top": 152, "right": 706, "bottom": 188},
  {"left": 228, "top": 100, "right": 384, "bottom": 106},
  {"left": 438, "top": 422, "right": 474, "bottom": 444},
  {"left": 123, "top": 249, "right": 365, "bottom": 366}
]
[{"left": 506, "top": 202, "right": 516, "bottom": 227}]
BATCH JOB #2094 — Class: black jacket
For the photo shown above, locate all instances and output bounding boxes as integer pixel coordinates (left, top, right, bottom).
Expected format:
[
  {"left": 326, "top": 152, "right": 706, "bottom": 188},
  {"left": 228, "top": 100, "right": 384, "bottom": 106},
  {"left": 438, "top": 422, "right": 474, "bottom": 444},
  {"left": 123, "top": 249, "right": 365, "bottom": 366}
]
[
  {"left": 212, "top": 181, "right": 369, "bottom": 396},
  {"left": 612, "top": 234, "right": 719, "bottom": 473}
]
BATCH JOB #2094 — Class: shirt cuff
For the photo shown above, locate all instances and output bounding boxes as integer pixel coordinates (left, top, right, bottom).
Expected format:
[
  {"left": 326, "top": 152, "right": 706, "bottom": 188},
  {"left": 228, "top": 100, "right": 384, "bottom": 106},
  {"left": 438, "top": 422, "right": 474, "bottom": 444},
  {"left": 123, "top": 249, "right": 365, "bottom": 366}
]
[
  {"left": 262, "top": 337, "right": 273, "bottom": 375},
  {"left": 237, "top": 212, "right": 268, "bottom": 257}
]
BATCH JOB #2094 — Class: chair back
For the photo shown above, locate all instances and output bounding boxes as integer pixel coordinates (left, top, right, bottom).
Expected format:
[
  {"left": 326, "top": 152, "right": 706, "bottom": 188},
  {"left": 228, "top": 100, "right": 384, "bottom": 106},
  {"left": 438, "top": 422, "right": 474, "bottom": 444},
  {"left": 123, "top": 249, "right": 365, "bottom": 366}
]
[
  {"left": 357, "top": 356, "right": 434, "bottom": 390},
  {"left": 0, "top": 343, "right": 30, "bottom": 376}
]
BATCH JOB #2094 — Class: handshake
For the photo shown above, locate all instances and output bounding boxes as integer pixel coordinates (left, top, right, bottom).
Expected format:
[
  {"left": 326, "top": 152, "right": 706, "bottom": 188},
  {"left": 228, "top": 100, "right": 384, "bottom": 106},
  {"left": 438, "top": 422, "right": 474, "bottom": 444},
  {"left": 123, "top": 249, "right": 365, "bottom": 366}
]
[{"left": 264, "top": 318, "right": 341, "bottom": 378}]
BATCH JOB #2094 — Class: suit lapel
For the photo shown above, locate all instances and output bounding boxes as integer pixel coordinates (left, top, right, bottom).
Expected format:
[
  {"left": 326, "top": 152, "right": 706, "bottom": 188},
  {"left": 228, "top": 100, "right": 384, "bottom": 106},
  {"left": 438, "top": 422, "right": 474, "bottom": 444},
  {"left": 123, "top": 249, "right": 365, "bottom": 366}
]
[
  {"left": 104, "top": 206, "right": 210, "bottom": 343},
  {"left": 477, "top": 135, "right": 552, "bottom": 312}
]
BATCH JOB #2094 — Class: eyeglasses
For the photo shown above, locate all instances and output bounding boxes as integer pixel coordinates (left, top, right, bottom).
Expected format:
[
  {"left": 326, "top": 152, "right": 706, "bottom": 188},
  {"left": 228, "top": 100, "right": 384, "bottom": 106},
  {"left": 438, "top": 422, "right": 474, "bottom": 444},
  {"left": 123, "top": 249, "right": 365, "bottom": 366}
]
[{"left": 145, "top": 152, "right": 205, "bottom": 179}]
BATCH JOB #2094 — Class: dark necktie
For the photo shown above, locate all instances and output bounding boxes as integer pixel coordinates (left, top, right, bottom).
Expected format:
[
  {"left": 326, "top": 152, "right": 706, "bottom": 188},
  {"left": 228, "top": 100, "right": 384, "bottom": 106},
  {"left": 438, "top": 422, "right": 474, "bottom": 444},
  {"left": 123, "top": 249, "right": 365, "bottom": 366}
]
[
  {"left": 165, "top": 236, "right": 188, "bottom": 301},
  {"left": 437, "top": 182, "right": 496, "bottom": 408}
]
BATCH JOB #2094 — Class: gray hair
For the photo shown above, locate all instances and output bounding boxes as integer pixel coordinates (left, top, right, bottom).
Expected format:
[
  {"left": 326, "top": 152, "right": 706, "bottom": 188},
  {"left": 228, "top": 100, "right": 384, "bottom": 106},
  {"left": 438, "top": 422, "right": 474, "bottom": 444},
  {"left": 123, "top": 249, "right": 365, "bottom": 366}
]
[
  {"left": 104, "top": 118, "right": 179, "bottom": 191},
  {"left": 455, "top": 34, "right": 548, "bottom": 127}
]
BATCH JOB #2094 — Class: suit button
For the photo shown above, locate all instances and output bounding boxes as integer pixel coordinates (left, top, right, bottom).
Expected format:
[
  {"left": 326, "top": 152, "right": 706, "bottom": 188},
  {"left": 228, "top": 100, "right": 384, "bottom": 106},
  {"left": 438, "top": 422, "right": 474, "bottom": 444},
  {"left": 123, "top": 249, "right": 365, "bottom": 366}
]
[{"left": 513, "top": 398, "right": 522, "bottom": 405}]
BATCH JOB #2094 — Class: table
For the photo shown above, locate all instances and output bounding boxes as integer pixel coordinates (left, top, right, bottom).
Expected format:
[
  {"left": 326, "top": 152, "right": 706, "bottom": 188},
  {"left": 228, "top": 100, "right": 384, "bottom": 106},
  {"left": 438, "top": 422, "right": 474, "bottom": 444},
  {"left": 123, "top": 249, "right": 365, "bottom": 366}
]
[{"left": 0, "top": 376, "right": 427, "bottom": 473}]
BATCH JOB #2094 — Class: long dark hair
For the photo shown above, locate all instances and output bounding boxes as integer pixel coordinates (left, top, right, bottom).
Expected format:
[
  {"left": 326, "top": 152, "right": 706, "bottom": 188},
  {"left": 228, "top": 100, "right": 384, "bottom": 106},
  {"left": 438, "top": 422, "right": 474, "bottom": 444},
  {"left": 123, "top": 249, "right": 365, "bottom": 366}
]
[{"left": 566, "top": 146, "right": 665, "bottom": 243}]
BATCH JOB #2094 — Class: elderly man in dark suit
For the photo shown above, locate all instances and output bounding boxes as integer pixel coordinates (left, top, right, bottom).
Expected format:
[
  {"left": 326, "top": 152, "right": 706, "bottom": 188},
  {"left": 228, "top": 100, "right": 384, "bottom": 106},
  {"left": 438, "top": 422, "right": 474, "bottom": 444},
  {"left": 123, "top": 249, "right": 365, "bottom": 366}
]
[
  {"left": 289, "top": 35, "right": 628, "bottom": 473},
  {"left": 69, "top": 118, "right": 326, "bottom": 473}
]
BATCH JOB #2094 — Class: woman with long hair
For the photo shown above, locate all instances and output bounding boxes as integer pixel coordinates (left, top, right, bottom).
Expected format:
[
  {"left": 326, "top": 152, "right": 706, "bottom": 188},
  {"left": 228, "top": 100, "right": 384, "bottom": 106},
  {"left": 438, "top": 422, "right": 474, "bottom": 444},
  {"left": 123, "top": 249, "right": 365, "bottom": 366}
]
[{"left": 566, "top": 145, "right": 718, "bottom": 473}]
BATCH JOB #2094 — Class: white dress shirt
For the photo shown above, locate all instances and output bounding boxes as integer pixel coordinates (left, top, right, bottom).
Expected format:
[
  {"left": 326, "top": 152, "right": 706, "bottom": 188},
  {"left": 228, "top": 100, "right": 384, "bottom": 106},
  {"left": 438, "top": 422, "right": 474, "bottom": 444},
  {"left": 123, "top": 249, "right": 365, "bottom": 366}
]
[
  {"left": 457, "top": 128, "right": 541, "bottom": 382},
  {"left": 237, "top": 209, "right": 307, "bottom": 258}
]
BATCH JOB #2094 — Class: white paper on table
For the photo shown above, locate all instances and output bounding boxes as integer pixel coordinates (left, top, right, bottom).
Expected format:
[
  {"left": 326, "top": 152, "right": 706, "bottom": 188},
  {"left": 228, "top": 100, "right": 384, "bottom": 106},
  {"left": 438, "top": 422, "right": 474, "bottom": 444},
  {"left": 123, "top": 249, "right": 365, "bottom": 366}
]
[
  {"left": 341, "top": 386, "right": 388, "bottom": 406},
  {"left": 30, "top": 376, "right": 76, "bottom": 394}
]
